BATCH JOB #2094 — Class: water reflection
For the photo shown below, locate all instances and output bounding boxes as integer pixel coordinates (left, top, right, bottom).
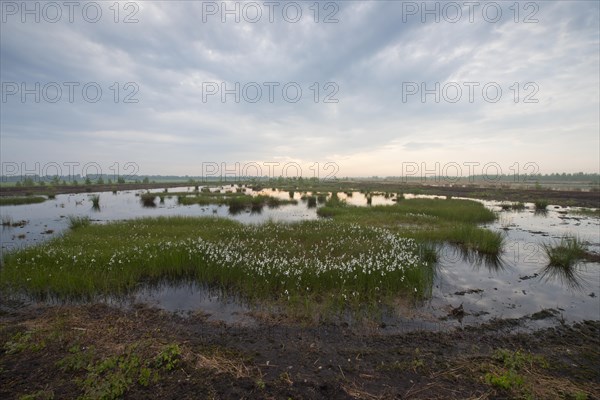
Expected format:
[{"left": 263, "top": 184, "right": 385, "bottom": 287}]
[
  {"left": 460, "top": 248, "right": 509, "bottom": 273},
  {"left": 140, "top": 193, "right": 157, "bottom": 207},
  {"left": 438, "top": 244, "right": 509, "bottom": 273},
  {"left": 538, "top": 263, "right": 587, "bottom": 292},
  {"left": 228, "top": 204, "right": 244, "bottom": 215}
]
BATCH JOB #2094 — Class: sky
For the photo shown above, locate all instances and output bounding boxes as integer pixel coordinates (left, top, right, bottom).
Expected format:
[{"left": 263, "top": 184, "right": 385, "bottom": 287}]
[{"left": 1, "top": 0, "right": 599, "bottom": 180}]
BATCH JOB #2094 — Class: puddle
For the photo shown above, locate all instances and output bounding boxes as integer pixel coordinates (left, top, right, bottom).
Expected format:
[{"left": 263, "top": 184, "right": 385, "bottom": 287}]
[
  {"left": 1, "top": 186, "right": 599, "bottom": 328},
  {"left": 131, "top": 282, "right": 256, "bottom": 326}
]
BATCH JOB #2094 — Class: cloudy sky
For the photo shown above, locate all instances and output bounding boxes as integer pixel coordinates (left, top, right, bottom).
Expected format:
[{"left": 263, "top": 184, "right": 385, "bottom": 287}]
[{"left": 1, "top": 0, "right": 598, "bottom": 179}]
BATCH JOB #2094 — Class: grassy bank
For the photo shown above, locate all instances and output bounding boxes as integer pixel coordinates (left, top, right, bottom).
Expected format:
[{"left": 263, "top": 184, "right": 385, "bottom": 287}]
[
  {"left": 1, "top": 217, "right": 433, "bottom": 311},
  {"left": 0, "top": 196, "right": 47, "bottom": 206},
  {"left": 318, "top": 198, "right": 503, "bottom": 255}
]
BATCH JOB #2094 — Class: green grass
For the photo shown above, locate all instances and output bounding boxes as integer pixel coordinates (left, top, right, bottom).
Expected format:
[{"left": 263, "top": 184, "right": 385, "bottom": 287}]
[
  {"left": 0, "top": 217, "right": 433, "bottom": 311},
  {"left": 501, "top": 202, "right": 525, "bottom": 211},
  {"left": 90, "top": 195, "right": 100, "bottom": 210},
  {"left": 571, "top": 208, "right": 600, "bottom": 217},
  {"left": 542, "top": 236, "right": 586, "bottom": 268},
  {"left": 317, "top": 198, "right": 503, "bottom": 255},
  {"left": 540, "top": 236, "right": 588, "bottom": 290},
  {"left": 0, "top": 196, "right": 46, "bottom": 206},
  {"left": 68, "top": 216, "right": 91, "bottom": 230},
  {"left": 534, "top": 199, "right": 549, "bottom": 210},
  {"left": 140, "top": 193, "right": 157, "bottom": 207},
  {"left": 177, "top": 193, "right": 297, "bottom": 211}
]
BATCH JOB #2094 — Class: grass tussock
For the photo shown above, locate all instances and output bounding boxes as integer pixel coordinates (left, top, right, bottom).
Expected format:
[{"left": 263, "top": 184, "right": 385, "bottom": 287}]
[
  {"left": 140, "top": 193, "right": 157, "bottom": 207},
  {"left": 542, "top": 236, "right": 586, "bottom": 269},
  {"left": 68, "top": 216, "right": 91, "bottom": 230},
  {"left": 89, "top": 195, "right": 100, "bottom": 210},
  {"left": 534, "top": 200, "right": 549, "bottom": 211}
]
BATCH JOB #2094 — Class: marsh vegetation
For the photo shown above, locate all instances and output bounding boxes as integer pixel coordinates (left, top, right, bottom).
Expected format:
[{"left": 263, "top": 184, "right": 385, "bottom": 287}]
[{"left": 0, "top": 196, "right": 46, "bottom": 206}]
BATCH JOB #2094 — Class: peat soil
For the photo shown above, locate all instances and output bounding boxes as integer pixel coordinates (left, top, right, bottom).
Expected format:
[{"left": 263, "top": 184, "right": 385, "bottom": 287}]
[{"left": 1, "top": 300, "right": 598, "bottom": 400}]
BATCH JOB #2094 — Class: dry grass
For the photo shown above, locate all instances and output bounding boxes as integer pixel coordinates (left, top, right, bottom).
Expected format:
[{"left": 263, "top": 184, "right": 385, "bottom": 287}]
[
  {"left": 343, "top": 383, "right": 385, "bottom": 400},
  {"left": 407, "top": 355, "right": 599, "bottom": 400},
  {"left": 195, "top": 351, "right": 257, "bottom": 379}
]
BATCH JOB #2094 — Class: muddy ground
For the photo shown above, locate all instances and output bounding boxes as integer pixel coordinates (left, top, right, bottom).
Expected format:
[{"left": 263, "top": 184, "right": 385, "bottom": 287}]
[{"left": 1, "top": 300, "right": 598, "bottom": 400}]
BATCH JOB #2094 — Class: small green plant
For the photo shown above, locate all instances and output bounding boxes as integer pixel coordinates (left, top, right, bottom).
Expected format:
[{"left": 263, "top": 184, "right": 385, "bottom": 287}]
[
  {"left": 573, "top": 391, "right": 588, "bottom": 400},
  {"left": 81, "top": 353, "right": 141, "bottom": 399},
  {"left": 138, "top": 366, "right": 157, "bottom": 387},
  {"left": 255, "top": 378, "right": 266, "bottom": 390},
  {"left": 154, "top": 344, "right": 181, "bottom": 371},
  {"left": 484, "top": 349, "right": 548, "bottom": 392},
  {"left": 493, "top": 349, "right": 548, "bottom": 370},
  {"left": 57, "top": 343, "right": 170, "bottom": 399},
  {"left": 485, "top": 369, "right": 524, "bottom": 390},
  {"left": 3, "top": 331, "right": 46, "bottom": 354},
  {"left": 411, "top": 348, "right": 425, "bottom": 372},
  {"left": 57, "top": 345, "right": 95, "bottom": 371}
]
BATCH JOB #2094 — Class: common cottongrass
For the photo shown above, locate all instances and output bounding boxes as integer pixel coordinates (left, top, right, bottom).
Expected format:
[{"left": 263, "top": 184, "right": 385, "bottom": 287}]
[{"left": 0, "top": 218, "right": 434, "bottom": 311}]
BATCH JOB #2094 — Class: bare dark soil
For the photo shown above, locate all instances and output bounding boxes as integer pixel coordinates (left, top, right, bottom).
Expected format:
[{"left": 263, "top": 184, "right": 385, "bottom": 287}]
[{"left": 1, "top": 301, "right": 598, "bottom": 400}]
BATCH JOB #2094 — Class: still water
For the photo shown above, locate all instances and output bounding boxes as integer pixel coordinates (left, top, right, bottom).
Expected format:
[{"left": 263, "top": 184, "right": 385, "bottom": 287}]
[{"left": 1, "top": 186, "right": 598, "bottom": 328}]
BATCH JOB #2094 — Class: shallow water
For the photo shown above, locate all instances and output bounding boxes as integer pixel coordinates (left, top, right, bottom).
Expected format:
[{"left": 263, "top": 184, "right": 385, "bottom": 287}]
[
  {"left": 0, "top": 185, "right": 318, "bottom": 254},
  {"left": 1, "top": 186, "right": 598, "bottom": 327},
  {"left": 421, "top": 201, "right": 600, "bottom": 327}
]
